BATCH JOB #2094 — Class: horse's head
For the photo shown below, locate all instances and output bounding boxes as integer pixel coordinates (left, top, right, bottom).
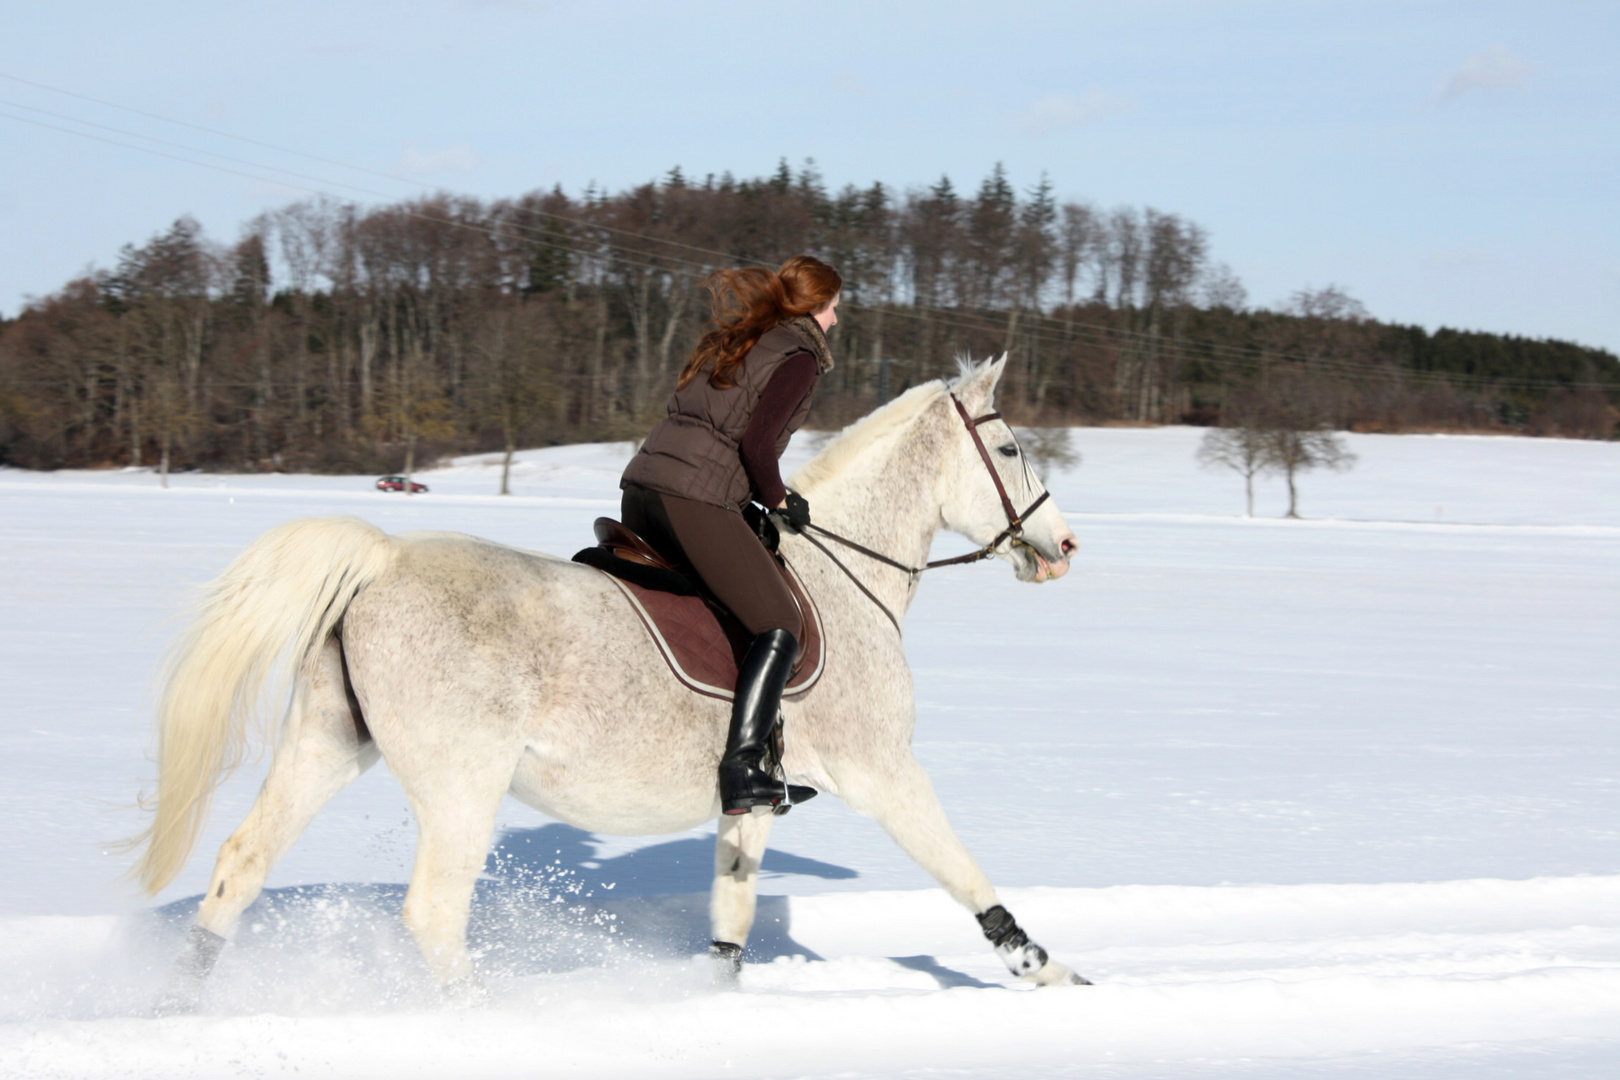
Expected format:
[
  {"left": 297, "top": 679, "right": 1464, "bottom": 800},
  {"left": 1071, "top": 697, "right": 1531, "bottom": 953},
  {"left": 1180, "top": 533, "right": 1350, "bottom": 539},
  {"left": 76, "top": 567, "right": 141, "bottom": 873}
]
[{"left": 937, "top": 358, "right": 1078, "bottom": 583}]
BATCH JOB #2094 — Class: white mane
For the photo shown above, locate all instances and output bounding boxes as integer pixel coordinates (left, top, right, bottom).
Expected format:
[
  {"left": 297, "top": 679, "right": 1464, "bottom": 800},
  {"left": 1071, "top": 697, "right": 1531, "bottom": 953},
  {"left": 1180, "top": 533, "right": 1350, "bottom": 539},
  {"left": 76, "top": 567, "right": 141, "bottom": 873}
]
[{"left": 791, "top": 359, "right": 996, "bottom": 495}]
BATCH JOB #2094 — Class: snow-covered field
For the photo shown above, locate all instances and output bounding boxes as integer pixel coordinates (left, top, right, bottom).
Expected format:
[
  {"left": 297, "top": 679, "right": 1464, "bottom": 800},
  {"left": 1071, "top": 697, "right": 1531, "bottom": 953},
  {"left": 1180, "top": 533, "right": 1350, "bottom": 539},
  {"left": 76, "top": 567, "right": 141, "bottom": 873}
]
[{"left": 0, "top": 426, "right": 1616, "bottom": 1079}]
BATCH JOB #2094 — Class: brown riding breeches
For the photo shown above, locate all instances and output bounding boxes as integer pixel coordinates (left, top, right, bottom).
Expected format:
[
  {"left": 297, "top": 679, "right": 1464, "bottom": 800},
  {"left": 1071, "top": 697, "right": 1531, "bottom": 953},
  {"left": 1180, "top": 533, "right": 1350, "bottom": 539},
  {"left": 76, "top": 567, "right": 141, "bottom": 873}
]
[{"left": 620, "top": 485, "right": 803, "bottom": 641}]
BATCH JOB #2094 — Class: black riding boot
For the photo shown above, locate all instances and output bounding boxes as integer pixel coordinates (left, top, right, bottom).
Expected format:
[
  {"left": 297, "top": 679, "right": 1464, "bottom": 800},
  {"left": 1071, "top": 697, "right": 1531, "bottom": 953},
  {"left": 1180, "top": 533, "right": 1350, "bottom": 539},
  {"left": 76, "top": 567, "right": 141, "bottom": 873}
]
[{"left": 720, "top": 628, "right": 817, "bottom": 815}]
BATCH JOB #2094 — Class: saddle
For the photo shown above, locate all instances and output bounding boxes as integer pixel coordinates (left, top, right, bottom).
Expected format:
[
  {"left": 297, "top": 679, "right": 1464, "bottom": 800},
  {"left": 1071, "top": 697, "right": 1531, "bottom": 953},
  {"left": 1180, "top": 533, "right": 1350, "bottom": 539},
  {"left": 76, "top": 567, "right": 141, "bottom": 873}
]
[{"left": 573, "top": 518, "right": 825, "bottom": 701}]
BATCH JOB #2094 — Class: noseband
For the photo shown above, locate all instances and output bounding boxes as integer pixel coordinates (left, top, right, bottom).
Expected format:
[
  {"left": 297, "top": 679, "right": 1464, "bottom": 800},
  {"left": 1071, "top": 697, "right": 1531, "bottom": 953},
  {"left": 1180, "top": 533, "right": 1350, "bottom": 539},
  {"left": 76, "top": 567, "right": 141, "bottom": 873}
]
[{"left": 791, "top": 393, "right": 1052, "bottom": 633}]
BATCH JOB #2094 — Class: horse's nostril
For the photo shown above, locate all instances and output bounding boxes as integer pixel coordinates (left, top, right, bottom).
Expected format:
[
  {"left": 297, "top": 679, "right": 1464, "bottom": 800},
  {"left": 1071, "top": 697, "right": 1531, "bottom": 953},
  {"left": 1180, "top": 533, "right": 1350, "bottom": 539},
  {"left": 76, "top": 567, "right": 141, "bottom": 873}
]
[{"left": 1060, "top": 537, "right": 1077, "bottom": 557}]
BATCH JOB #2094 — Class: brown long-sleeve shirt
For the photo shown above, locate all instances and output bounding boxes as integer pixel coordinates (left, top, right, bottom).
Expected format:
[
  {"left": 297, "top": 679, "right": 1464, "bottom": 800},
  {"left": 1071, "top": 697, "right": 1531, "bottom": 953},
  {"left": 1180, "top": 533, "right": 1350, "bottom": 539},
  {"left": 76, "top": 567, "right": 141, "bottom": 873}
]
[{"left": 738, "top": 351, "right": 819, "bottom": 508}]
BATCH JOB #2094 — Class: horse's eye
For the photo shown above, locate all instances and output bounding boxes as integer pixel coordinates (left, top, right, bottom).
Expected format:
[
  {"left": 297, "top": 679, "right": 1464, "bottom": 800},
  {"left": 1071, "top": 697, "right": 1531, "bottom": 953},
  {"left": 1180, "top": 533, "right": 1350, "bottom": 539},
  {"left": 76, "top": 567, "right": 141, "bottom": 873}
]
[{"left": 998, "top": 444, "right": 1019, "bottom": 458}]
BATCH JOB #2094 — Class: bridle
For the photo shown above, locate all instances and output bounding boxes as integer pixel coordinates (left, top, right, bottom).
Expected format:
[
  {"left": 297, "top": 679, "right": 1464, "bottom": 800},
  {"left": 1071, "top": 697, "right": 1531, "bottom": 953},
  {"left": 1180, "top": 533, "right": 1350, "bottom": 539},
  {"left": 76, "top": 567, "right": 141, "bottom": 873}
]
[{"left": 790, "top": 393, "right": 1052, "bottom": 633}]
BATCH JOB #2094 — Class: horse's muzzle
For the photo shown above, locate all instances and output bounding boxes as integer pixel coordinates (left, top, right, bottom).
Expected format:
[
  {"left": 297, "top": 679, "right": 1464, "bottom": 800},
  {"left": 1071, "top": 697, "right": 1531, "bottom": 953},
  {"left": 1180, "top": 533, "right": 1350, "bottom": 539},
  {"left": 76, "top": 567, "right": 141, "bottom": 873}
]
[{"left": 1018, "top": 531, "right": 1077, "bottom": 583}]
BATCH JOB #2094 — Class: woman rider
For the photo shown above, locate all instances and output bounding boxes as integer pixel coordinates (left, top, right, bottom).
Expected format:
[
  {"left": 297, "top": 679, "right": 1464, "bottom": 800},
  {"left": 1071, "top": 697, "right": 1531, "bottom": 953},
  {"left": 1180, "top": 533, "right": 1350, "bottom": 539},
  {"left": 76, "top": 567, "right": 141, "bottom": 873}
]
[{"left": 620, "top": 255, "right": 840, "bottom": 815}]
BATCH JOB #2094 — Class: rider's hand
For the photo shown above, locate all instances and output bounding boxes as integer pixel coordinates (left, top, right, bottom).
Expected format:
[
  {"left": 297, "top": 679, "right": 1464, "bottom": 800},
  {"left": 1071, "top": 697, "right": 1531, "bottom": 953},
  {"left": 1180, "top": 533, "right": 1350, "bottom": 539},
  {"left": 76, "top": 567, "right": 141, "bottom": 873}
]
[{"left": 776, "top": 491, "right": 812, "bottom": 533}]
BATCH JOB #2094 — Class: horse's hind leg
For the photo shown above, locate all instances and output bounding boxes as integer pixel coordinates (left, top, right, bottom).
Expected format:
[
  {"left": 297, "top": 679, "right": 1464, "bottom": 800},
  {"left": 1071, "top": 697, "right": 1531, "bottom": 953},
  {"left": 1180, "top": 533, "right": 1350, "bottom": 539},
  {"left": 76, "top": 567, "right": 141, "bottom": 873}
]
[
  {"left": 709, "top": 809, "right": 775, "bottom": 976},
  {"left": 160, "top": 636, "right": 378, "bottom": 1009},
  {"left": 394, "top": 775, "right": 505, "bottom": 996},
  {"left": 840, "top": 754, "right": 1087, "bottom": 987}
]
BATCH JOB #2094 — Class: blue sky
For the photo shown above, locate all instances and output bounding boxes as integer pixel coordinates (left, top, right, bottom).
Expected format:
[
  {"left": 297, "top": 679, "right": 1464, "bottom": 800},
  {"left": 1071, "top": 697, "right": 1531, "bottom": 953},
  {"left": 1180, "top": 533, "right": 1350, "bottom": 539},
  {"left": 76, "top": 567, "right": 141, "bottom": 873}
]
[{"left": 2, "top": 0, "right": 1616, "bottom": 351}]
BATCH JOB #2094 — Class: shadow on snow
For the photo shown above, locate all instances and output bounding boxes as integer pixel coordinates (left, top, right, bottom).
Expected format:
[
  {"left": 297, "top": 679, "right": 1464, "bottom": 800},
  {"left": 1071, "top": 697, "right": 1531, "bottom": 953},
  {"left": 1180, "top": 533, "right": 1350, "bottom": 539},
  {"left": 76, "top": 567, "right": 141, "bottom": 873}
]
[
  {"left": 150, "top": 823, "right": 862, "bottom": 982},
  {"left": 1, "top": 826, "right": 993, "bottom": 1019}
]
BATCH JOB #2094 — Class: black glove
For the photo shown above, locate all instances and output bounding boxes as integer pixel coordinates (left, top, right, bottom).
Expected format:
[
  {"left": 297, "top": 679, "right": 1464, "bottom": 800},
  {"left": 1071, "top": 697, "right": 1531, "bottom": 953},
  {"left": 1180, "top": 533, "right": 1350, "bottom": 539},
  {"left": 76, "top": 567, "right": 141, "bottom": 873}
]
[{"left": 776, "top": 491, "right": 812, "bottom": 533}]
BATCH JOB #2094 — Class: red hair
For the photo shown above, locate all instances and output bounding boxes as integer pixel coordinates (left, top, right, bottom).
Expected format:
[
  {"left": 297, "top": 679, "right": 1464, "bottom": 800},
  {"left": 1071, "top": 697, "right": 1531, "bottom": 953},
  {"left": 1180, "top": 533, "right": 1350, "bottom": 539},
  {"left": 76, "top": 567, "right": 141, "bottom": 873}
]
[{"left": 677, "top": 255, "right": 842, "bottom": 390}]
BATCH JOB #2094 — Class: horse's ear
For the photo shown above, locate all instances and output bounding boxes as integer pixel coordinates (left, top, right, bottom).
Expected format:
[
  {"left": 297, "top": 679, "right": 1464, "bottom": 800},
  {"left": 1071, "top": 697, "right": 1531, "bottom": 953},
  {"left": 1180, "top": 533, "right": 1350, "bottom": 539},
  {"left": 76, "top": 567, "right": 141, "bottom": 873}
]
[{"left": 955, "top": 355, "right": 1008, "bottom": 413}]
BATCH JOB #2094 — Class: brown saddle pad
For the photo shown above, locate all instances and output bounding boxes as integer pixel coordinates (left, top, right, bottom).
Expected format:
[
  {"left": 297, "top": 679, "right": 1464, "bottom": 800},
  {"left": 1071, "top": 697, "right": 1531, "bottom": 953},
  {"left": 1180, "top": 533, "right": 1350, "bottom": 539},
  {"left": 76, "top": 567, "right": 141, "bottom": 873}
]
[{"left": 576, "top": 518, "right": 825, "bottom": 702}]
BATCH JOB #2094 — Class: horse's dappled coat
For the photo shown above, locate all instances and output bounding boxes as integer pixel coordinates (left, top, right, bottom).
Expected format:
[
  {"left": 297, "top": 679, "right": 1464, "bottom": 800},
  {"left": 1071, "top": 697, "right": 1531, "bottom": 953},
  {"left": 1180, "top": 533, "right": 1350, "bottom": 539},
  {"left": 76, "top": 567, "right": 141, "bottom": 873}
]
[{"left": 136, "top": 358, "right": 1088, "bottom": 1003}]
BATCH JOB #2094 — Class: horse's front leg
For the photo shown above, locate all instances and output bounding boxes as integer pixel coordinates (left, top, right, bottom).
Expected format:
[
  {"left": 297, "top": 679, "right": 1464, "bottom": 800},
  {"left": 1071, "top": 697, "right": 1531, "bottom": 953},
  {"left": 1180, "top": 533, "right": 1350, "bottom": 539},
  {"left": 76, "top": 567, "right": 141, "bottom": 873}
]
[
  {"left": 839, "top": 754, "right": 1089, "bottom": 987},
  {"left": 708, "top": 808, "right": 775, "bottom": 979}
]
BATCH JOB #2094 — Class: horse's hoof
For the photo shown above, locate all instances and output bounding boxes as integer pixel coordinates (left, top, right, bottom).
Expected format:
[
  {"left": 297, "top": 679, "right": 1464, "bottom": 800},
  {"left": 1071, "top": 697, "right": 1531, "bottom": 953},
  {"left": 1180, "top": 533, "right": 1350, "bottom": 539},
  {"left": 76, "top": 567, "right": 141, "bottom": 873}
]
[
  {"left": 710, "top": 940, "right": 743, "bottom": 987},
  {"left": 150, "top": 925, "right": 225, "bottom": 1015},
  {"left": 1028, "top": 959, "right": 1089, "bottom": 987}
]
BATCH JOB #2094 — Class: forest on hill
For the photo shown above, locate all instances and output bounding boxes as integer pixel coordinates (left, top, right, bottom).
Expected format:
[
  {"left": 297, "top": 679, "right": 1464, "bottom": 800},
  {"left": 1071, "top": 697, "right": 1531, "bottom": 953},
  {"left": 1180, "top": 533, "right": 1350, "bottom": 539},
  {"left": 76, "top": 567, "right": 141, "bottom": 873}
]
[{"left": 1, "top": 161, "right": 1615, "bottom": 473}]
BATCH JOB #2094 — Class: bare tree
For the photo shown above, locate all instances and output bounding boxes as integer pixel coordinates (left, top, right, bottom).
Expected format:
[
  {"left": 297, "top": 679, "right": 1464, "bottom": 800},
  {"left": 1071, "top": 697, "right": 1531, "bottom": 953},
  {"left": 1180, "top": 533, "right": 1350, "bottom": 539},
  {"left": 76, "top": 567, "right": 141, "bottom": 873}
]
[
  {"left": 102, "top": 218, "right": 219, "bottom": 477},
  {"left": 1057, "top": 202, "right": 1100, "bottom": 308},
  {"left": 1261, "top": 424, "right": 1355, "bottom": 518},
  {"left": 1287, "top": 284, "right": 1368, "bottom": 322},
  {"left": 1201, "top": 375, "right": 1356, "bottom": 517},
  {"left": 1252, "top": 375, "right": 1357, "bottom": 518},
  {"left": 472, "top": 301, "right": 553, "bottom": 495},
  {"left": 1197, "top": 424, "right": 1269, "bottom": 517},
  {"left": 1200, "top": 262, "right": 1248, "bottom": 311}
]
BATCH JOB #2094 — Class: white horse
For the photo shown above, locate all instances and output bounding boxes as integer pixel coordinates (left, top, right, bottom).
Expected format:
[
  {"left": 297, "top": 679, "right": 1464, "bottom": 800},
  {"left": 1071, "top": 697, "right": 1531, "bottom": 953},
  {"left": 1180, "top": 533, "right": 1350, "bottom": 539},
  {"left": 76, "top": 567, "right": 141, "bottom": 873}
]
[{"left": 136, "top": 357, "right": 1087, "bottom": 1002}]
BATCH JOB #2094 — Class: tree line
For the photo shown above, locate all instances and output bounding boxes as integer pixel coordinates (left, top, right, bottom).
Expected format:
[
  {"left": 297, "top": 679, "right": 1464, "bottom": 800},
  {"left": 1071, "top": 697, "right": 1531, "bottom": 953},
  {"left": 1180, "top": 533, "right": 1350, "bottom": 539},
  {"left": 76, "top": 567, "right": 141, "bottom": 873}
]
[{"left": 1, "top": 161, "right": 1616, "bottom": 475}]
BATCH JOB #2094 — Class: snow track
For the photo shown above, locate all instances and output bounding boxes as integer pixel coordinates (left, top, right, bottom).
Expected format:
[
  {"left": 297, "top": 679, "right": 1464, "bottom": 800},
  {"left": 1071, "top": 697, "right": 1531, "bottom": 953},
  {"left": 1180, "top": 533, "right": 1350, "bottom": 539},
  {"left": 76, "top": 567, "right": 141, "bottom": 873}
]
[
  {"left": 1, "top": 877, "right": 1617, "bottom": 1078},
  {"left": 1, "top": 428, "right": 1616, "bottom": 1077}
]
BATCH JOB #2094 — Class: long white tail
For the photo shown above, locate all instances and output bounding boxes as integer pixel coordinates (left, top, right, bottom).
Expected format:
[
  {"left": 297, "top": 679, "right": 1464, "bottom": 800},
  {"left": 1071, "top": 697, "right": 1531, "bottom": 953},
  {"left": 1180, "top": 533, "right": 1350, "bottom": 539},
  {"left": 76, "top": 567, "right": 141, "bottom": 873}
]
[{"left": 134, "top": 516, "right": 397, "bottom": 894}]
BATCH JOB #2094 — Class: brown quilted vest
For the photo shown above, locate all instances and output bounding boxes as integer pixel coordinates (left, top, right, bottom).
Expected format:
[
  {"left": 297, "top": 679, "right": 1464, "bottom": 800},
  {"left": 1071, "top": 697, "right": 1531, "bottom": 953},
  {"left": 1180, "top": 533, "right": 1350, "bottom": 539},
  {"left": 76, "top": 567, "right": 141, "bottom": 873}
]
[{"left": 623, "top": 316, "right": 834, "bottom": 509}]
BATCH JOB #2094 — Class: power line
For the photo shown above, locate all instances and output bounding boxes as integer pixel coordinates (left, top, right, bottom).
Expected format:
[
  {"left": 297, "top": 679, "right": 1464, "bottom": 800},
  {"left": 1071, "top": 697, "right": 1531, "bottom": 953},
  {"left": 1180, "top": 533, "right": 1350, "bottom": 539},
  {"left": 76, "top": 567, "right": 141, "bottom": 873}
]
[
  {"left": 4, "top": 76, "right": 1615, "bottom": 394},
  {"left": 0, "top": 70, "right": 752, "bottom": 262},
  {"left": 0, "top": 110, "right": 724, "bottom": 289},
  {"left": 0, "top": 72, "right": 446, "bottom": 192},
  {"left": 0, "top": 97, "right": 447, "bottom": 204},
  {"left": 0, "top": 107, "right": 716, "bottom": 277}
]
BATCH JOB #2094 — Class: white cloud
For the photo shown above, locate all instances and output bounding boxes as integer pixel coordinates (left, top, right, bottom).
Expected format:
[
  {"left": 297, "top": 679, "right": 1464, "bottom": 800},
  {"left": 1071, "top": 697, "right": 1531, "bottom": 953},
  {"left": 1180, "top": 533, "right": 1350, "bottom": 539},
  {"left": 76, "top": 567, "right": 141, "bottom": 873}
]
[
  {"left": 1429, "top": 45, "right": 1531, "bottom": 105},
  {"left": 1017, "top": 89, "right": 1134, "bottom": 135},
  {"left": 396, "top": 141, "right": 480, "bottom": 175}
]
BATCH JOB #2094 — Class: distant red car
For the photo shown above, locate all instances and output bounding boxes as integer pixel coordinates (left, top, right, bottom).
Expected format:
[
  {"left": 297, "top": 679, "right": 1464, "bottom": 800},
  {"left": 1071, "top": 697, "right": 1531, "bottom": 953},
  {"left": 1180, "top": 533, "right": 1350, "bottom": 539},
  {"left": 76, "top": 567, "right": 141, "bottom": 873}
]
[{"left": 376, "top": 475, "right": 429, "bottom": 494}]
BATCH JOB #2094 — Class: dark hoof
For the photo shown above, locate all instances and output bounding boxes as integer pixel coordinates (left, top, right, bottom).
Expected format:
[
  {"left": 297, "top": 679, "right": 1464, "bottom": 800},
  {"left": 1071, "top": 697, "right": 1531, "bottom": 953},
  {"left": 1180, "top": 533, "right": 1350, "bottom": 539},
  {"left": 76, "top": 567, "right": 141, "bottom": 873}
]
[
  {"left": 710, "top": 940, "right": 743, "bottom": 986},
  {"left": 151, "top": 925, "right": 226, "bottom": 1016}
]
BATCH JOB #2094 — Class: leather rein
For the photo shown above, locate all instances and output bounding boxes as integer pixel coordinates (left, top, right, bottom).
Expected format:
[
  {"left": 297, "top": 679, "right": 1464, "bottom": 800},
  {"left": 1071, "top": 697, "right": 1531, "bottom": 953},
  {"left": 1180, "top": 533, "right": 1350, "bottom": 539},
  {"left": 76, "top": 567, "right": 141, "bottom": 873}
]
[{"left": 788, "top": 393, "right": 1051, "bottom": 633}]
